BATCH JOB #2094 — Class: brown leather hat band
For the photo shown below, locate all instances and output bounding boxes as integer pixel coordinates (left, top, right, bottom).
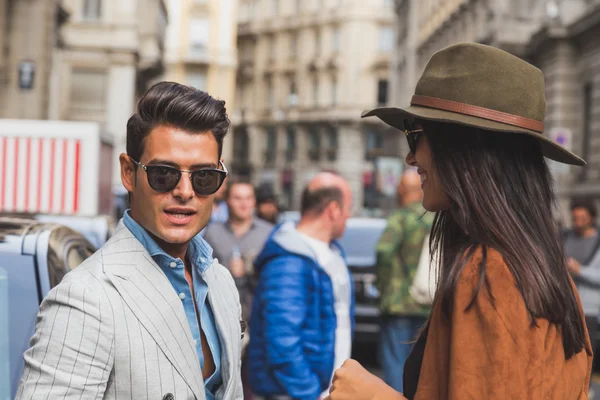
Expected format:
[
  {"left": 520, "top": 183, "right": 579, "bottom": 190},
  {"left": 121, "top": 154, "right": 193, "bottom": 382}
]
[{"left": 411, "top": 95, "right": 544, "bottom": 133}]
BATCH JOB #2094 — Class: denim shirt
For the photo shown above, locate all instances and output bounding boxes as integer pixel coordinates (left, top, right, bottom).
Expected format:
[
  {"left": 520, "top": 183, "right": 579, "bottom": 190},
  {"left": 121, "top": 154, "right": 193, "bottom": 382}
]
[{"left": 123, "top": 211, "right": 222, "bottom": 399}]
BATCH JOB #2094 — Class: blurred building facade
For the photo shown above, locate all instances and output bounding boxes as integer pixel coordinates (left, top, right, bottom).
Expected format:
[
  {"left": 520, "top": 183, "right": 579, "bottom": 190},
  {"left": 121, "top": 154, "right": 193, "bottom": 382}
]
[
  {"left": 0, "top": 0, "right": 68, "bottom": 120},
  {"left": 392, "top": 0, "right": 600, "bottom": 217},
  {"left": 163, "top": 0, "right": 239, "bottom": 163},
  {"left": 233, "top": 0, "right": 399, "bottom": 212},
  {"left": 55, "top": 0, "right": 168, "bottom": 187},
  {"left": 0, "top": 0, "right": 168, "bottom": 188}
]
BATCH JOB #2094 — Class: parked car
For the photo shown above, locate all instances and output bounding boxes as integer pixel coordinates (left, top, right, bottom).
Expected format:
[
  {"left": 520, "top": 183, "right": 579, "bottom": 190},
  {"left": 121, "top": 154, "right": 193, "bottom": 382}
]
[
  {"left": 277, "top": 213, "right": 386, "bottom": 344},
  {"left": 337, "top": 218, "right": 386, "bottom": 343},
  {"left": 0, "top": 217, "right": 96, "bottom": 400},
  {"left": 0, "top": 212, "right": 115, "bottom": 249}
]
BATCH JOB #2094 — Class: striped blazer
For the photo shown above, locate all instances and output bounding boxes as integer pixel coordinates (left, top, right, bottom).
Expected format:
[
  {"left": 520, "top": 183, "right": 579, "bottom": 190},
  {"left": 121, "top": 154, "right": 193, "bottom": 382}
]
[{"left": 15, "top": 221, "right": 244, "bottom": 400}]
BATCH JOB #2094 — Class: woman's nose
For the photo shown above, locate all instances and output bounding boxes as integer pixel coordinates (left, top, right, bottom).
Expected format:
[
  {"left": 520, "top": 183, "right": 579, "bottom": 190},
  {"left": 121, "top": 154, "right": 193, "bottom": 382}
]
[{"left": 405, "top": 151, "right": 417, "bottom": 167}]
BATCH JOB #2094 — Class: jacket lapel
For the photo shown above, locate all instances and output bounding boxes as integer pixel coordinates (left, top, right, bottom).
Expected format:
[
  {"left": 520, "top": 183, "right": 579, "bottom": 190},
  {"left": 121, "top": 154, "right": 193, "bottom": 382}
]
[
  {"left": 101, "top": 223, "right": 205, "bottom": 400},
  {"left": 203, "top": 262, "right": 241, "bottom": 399}
]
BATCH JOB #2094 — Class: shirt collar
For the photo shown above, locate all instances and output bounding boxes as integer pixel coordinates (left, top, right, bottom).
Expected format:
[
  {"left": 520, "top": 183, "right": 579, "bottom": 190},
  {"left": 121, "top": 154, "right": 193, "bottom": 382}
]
[{"left": 123, "top": 210, "right": 214, "bottom": 273}]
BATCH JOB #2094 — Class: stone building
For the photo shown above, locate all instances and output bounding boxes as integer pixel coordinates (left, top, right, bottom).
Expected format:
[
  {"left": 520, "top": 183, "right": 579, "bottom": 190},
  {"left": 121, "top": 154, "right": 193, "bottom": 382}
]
[
  {"left": 55, "top": 0, "right": 168, "bottom": 186},
  {"left": 527, "top": 1, "right": 600, "bottom": 209},
  {"left": 0, "top": 0, "right": 68, "bottom": 120},
  {"left": 163, "top": 0, "right": 239, "bottom": 162},
  {"left": 1, "top": 0, "right": 168, "bottom": 188},
  {"left": 233, "top": 0, "right": 398, "bottom": 211},
  {"left": 392, "top": 0, "right": 599, "bottom": 215}
]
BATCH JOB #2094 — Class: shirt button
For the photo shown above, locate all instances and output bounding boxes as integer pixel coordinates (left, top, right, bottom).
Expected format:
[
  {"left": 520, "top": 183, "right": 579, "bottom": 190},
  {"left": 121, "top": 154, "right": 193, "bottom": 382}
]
[
  {"left": 200, "top": 257, "right": 206, "bottom": 263},
  {"left": 170, "top": 262, "right": 177, "bottom": 268},
  {"left": 179, "top": 293, "right": 186, "bottom": 300},
  {"left": 193, "top": 339, "right": 198, "bottom": 346}
]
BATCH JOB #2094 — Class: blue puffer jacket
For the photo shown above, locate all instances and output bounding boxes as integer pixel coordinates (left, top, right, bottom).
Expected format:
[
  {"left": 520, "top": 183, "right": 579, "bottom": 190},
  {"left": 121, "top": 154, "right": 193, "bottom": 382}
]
[{"left": 247, "top": 222, "right": 355, "bottom": 400}]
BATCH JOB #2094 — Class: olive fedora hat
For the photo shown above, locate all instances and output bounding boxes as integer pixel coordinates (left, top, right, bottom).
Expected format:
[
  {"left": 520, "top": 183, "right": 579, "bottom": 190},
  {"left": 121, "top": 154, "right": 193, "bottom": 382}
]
[{"left": 362, "top": 42, "right": 585, "bottom": 166}]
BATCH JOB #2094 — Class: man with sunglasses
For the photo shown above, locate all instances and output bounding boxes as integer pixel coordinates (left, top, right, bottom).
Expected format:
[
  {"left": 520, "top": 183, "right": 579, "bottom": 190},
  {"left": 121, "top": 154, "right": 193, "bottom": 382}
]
[{"left": 17, "top": 82, "right": 244, "bottom": 400}]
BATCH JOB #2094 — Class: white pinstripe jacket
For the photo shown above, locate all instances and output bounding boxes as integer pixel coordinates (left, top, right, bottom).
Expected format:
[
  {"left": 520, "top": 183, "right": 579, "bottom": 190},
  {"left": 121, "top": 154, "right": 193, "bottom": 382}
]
[{"left": 15, "top": 221, "right": 244, "bottom": 400}]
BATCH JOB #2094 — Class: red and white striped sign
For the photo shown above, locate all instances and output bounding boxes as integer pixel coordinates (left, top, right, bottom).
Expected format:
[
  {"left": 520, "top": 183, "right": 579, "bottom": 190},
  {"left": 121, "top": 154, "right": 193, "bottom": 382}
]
[{"left": 0, "top": 136, "right": 82, "bottom": 214}]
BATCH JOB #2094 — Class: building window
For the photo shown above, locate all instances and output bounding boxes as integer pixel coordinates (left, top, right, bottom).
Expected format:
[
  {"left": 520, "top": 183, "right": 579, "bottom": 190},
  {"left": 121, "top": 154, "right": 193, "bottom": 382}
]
[
  {"left": 69, "top": 69, "right": 107, "bottom": 121},
  {"left": 296, "top": 0, "right": 302, "bottom": 13},
  {"left": 265, "top": 127, "right": 277, "bottom": 165},
  {"left": 312, "top": 77, "right": 319, "bottom": 107},
  {"left": 266, "top": 78, "right": 275, "bottom": 109},
  {"left": 377, "top": 79, "right": 389, "bottom": 106},
  {"left": 579, "top": 82, "right": 593, "bottom": 181},
  {"left": 308, "top": 128, "right": 321, "bottom": 161},
  {"left": 315, "top": 29, "right": 321, "bottom": 56},
  {"left": 233, "top": 127, "right": 250, "bottom": 163},
  {"left": 286, "top": 126, "right": 297, "bottom": 161},
  {"left": 365, "top": 130, "right": 384, "bottom": 160},
  {"left": 378, "top": 26, "right": 394, "bottom": 52},
  {"left": 331, "top": 76, "right": 337, "bottom": 106},
  {"left": 332, "top": 27, "right": 340, "bottom": 53},
  {"left": 289, "top": 32, "right": 298, "bottom": 59},
  {"left": 187, "top": 70, "right": 207, "bottom": 90},
  {"left": 273, "top": 0, "right": 279, "bottom": 15},
  {"left": 83, "top": 0, "right": 102, "bottom": 20},
  {"left": 266, "top": 35, "right": 276, "bottom": 61},
  {"left": 189, "top": 18, "right": 210, "bottom": 56},
  {"left": 289, "top": 80, "right": 298, "bottom": 107},
  {"left": 326, "top": 127, "right": 338, "bottom": 161}
]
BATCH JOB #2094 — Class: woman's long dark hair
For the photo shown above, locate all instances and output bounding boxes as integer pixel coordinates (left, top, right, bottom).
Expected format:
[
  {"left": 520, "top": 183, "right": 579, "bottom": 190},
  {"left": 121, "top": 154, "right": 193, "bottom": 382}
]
[{"left": 423, "top": 120, "right": 588, "bottom": 359}]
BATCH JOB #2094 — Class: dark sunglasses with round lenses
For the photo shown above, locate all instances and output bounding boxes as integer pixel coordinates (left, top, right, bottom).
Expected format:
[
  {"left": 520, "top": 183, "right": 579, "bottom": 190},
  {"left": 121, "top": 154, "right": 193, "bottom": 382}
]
[
  {"left": 131, "top": 158, "right": 228, "bottom": 196},
  {"left": 403, "top": 119, "right": 424, "bottom": 154}
]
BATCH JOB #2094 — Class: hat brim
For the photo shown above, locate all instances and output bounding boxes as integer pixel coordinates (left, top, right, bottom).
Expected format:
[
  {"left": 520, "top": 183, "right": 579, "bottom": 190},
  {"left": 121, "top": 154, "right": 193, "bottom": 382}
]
[{"left": 362, "top": 105, "right": 585, "bottom": 166}]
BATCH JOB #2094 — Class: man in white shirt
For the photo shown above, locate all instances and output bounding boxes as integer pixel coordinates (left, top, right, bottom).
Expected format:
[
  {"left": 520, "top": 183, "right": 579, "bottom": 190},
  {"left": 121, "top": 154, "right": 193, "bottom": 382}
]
[{"left": 248, "top": 172, "right": 355, "bottom": 400}]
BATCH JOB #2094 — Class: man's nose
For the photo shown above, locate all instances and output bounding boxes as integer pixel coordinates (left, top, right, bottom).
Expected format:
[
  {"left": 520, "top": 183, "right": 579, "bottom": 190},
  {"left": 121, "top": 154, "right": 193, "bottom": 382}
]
[{"left": 172, "top": 172, "right": 195, "bottom": 200}]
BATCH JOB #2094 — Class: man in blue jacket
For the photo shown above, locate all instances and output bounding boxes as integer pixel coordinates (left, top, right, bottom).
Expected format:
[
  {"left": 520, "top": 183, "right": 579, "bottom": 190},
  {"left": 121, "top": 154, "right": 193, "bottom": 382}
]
[{"left": 248, "top": 172, "right": 355, "bottom": 400}]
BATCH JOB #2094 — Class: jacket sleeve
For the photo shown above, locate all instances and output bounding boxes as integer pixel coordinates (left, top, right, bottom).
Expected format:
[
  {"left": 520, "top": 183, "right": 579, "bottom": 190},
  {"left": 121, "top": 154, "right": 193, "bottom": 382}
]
[
  {"left": 16, "top": 280, "right": 115, "bottom": 399},
  {"left": 375, "top": 213, "right": 404, "bottom": 294},
  {"left": 578, "top": 250, "right": 600, "bottom": 287},
  {"left": 260, "top": 255, "right": 322, "bottom": 400}
]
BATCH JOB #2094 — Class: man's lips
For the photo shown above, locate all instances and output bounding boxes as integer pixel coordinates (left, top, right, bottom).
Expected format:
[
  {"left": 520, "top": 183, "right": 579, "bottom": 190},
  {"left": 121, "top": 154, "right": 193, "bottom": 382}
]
[{"left": 163, "top": 208, "right": 197, "bottom": 224}]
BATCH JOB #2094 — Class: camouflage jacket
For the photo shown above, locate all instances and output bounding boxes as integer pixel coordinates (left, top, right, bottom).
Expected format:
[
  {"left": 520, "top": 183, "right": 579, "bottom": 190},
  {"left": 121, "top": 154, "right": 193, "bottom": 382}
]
[{"left": 376, "top": 202, "right": 434, "bottom": 316}]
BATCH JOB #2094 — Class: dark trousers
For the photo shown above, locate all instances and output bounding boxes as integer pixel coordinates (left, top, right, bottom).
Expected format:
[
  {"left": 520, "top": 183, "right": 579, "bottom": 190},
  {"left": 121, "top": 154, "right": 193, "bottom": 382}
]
[{"left": 379, "top": 315, "right": 428, "bottom": 393}]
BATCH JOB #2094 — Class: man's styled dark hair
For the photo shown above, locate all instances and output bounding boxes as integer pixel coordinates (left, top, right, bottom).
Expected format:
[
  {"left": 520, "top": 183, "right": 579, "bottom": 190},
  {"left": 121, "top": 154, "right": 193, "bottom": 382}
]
[
  {"left": 126, "top": 81, "right": 230, "bottom": 161},
  {"left": 570, "top": 198, "right": 597, "bottom": 219},
  {"left": 300, "top": 186, "right": 343, "bottom": 216}
]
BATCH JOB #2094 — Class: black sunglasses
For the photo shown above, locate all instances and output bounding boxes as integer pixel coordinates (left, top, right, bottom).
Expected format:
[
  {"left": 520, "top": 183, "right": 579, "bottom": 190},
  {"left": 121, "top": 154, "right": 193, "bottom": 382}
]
[
  {"left": 131, "top": 158, "right": 228, "bottom": 196},
  {"left": 403, "top": 120, "right": 423, "bottom": 154}
]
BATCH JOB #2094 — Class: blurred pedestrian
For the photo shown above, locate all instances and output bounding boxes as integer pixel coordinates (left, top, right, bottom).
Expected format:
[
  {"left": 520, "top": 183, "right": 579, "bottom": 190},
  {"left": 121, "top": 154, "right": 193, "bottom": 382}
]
[
  {"left": 211, "top": 176, "right": 229, "bottom": 223},
  {"left": 256, "top": 183, "right": 281, "bottom": 224},
  {"left": 564, "top": 199, "right": 600, "bottom": 359},
  {"left": 375, "top": 169, "right": 433, "bottom": 393},
  {"left": 16, "top": 82, "right": 244, "bottom": 398},
  {"left": 327, "top": 43, "right": 591, "bottom": 400},
  {"left": 204, "top": 178, "right": 273, "bottom": 320},
  {"left": 247, "top": 172, "right": 355, "bottom": 400}
]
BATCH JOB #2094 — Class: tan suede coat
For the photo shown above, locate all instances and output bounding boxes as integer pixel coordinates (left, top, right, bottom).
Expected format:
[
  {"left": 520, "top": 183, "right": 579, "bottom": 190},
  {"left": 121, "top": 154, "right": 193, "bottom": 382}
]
[{"left": 413, "top": 247, "right": 593, "bottom": 400}]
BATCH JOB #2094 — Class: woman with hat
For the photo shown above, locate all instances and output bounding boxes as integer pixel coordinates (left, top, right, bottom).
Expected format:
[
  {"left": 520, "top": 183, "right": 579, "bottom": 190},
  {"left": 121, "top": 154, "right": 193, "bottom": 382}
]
[{"left": 325, "top": 43, "right": 592, "bottom": 400}]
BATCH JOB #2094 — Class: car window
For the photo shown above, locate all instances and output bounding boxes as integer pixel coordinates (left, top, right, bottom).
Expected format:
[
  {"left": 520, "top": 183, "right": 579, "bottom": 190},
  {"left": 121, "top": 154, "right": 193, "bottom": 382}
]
[{"left": 338, "top": 223, "right": 386, "bottom": 265}]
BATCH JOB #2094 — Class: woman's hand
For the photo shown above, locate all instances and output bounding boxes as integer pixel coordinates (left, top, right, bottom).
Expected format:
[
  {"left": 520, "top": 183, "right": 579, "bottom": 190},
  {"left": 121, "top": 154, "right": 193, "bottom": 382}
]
[{"left": 324, "top": 359, "right": 407, "bottom": 400}]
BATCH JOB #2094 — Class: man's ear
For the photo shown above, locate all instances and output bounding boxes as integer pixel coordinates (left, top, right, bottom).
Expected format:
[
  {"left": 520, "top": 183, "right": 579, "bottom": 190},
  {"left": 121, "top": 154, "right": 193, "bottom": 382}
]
[{"left": 120, "top": 153, "right": 136, "bottom": 193}]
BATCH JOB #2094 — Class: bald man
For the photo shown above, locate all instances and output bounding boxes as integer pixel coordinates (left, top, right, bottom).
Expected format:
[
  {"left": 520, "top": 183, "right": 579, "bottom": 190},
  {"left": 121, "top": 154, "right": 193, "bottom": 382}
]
[
  {"left": 375, "top": 169, "right": 434, "bottom": 393},
  {"left": 247, "top": 172, "right": 355, "bottom": 400}
]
